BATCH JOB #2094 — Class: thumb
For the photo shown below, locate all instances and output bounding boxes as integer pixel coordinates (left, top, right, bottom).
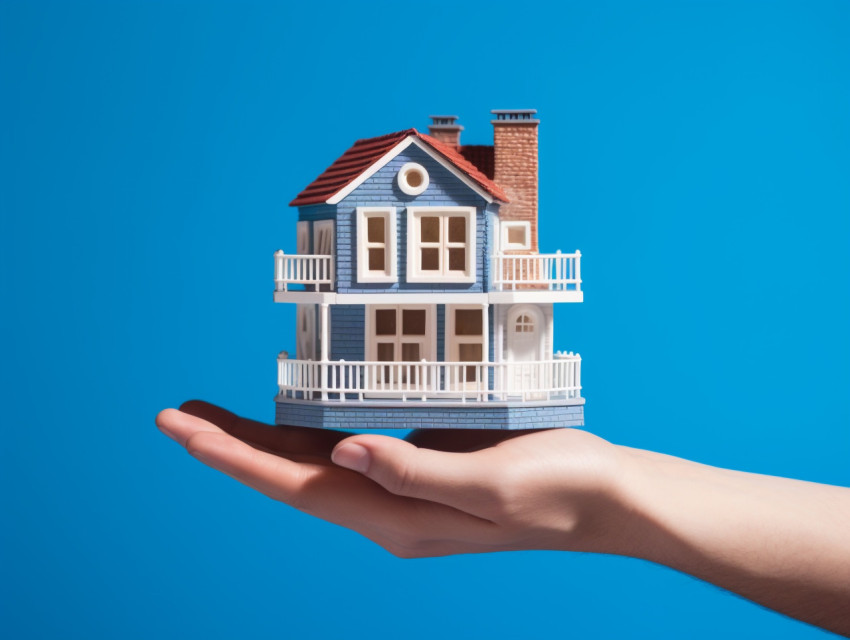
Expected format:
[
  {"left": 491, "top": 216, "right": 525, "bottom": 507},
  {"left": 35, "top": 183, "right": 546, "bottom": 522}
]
[{"left": 331, "top": 434, "right": 488, "bottom": 509}]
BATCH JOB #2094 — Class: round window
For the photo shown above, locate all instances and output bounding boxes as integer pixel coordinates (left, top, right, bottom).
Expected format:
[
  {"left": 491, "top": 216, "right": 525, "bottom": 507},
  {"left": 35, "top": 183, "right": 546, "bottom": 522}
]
[{"left": 398, "top": 163, "right": 429, "bottom": 196}]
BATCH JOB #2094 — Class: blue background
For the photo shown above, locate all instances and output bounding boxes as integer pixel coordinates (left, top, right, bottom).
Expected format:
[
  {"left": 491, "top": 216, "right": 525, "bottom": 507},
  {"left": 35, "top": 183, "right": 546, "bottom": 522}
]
[{"left": 2, "top": 1, "right": 848, "bottom": 638}]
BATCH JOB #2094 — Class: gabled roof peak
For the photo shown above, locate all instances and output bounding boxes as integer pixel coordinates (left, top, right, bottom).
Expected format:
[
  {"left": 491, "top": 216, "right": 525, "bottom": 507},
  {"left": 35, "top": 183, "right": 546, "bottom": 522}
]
[{"left": 290, "top": 128, "right": 506, "bottom": 207}]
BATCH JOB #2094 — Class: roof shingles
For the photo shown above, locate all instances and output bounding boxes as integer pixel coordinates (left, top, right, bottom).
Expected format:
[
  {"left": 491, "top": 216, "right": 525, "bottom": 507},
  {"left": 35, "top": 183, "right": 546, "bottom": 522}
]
[{"left": 290, "top": 129, "right": 507, "bottom": 206}]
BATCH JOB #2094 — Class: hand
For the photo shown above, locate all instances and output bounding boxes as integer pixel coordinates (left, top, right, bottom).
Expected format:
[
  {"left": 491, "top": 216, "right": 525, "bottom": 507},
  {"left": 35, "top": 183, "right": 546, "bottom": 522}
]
[{"left": 155, "top": 401, "right": 634, "bottom": 558}]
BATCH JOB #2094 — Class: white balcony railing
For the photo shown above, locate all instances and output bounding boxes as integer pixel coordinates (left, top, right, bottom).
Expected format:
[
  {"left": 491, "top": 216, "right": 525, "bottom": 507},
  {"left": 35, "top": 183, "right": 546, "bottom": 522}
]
[
  {"left": 277, "top": 352, "right": 581, "bottom": 403},
  {"left": 492, "top": 251, "right": 581, "bottom": 291},
  {"left": 274, "top": 251, "right": 334, "bottom": 292},
  {"left": 273, "top": 250, "right": 580, "bottom": 293}
]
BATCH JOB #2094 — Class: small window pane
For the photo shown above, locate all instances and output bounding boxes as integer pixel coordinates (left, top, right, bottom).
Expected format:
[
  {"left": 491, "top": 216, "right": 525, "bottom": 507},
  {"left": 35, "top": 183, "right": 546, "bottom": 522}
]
[
  {"left": 507, "top": 225, "right": 526, "bottom": 246},
  {"left": 459, "top": 343, "right": 483, "bottom": 361},
  {"left": 448, "top": 217, "right": 466, "bottom": 243},
  {"left": 406, "top": 169, "right": 423, "bottom": 189},
  {"left": 421, "top": 248, "right": 439, "bottom": 271},
  {"left": 368, "top": 247, "right": 385, "bottom": 271},
  {"left": 402, "top": 309, "right": 426, "bottom": 335},
  {"left": 448, "top": 247, "right": 466, "bottom": 271},
  {"left": 367, "top": 216, "right": 385, "bottom": 243},
  {"left": 421, "top": 217, "right": 440, "bottom": 242},
  {"left": 377, "top": 343, "right": 394, "bottom": 361},
  {"left": 455, "top": 309, "right": 483, "bottom": 336},
  {"left": 401, "top": 342, "right": 420, "bottom": 361},
  {"left": 375, "top": 309, "right": 396, "bottom": 335}
]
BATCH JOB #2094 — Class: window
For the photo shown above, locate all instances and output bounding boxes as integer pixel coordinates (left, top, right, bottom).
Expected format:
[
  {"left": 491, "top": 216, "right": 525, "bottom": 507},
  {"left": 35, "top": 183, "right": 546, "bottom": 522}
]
[
  {"left": 397, "top": 163, "right": 429, "bottom": 196},
  {"left": 356, "top": 207, "right": 397, "bottom": 283},
  {"left": 501, "top": 221, "right": 531, "bottom": 251},
  {"left": 515, "top": 313, "right": 535, "bottom": 333},
  {"left": 367, "top": 305, "right": 435, "bottom": 385},
  {"left": 406, "top": 207, "right": 476, "bottom": 283},
  {"left": 446, "top": 305, "right": 486, "bottom": 383}
]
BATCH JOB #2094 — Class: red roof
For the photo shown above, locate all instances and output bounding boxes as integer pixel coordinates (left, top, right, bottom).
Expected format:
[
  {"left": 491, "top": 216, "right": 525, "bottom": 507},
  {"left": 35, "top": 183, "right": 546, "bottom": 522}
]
[{"left": 290, "top": 128, "right": 507, "bottom": 206}]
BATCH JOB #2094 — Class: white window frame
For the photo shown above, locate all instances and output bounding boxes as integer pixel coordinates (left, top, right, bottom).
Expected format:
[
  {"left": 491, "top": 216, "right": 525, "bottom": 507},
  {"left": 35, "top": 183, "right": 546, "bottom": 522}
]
[
  {"left": 406, "top": 206, "right": 476, "bottom": 283},
  {"left": 365, "top": 304, "right": 436, "bottom": 362},
  {"left": 501, "top": 220, "right": 531, "bottom": 251},
  {"left": 356, "top": 206, "right": 397, "bottom": 283},
  {"left": 397, "top": 162, "right": 429, "bottom": 196}
]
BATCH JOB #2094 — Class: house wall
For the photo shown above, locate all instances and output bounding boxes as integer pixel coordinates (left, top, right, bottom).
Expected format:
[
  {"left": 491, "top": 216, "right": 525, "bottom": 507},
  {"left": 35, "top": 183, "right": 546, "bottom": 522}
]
[{"left": 328, "top": 144, "right": 493, "bottom": 293}]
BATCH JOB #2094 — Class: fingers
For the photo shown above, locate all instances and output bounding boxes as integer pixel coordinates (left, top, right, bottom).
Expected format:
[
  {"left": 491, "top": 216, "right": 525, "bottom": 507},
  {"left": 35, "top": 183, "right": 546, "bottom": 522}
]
[
  {"left": 156, "top": 407, "right": 222, "bottom": 447},
  {"left": 184, "top": 429, "right": 507, "bottom": 552},
  {"left": 165, "top": 401, "right": 350, "bottom": 458},
  {"left": 331, "top": 434, "right": 496, "bottom": 515}
]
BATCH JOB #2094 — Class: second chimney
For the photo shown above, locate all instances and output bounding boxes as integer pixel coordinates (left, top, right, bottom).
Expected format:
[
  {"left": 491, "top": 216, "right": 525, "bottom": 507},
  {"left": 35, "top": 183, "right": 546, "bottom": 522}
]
[
  {"left": 492, "top": 109, "right": 539, "bottom": 253},
  {"left": 428, "top": 115, "right": 463, "bottom": 148}
]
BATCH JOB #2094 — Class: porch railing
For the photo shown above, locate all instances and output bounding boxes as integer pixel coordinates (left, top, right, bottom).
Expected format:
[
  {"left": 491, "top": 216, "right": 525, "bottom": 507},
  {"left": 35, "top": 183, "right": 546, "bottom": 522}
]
[
  {"left": 277, "top": 352, "right": 581, "bottom": 403},
  {"left": 492, "top": 251, "right": 581, "bottom": 291},
  {"left": 274, "top": 251, "right": 334, "bottom": 292}
]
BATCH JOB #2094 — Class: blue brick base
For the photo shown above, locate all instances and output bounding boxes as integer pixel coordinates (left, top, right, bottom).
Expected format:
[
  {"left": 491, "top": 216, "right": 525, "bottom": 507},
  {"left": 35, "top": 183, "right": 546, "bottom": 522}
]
[{"left": 275, "top": 400, "right": 585, "bottom": 430}]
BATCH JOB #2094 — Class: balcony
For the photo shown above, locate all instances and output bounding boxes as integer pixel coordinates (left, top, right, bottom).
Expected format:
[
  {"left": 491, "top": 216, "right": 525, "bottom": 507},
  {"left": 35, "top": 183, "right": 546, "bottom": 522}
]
[
  {"left": 273, "top": 250, "right": 582, "bottom": 301},
  {"left": 274, "top": 251, "right": 334, "bottom": 292},
  {"left": 491, "top": 251, "right": 581, "bottom": 292},
  {"left": 276, "top": 352, "right": 581, "bottom": 404}
]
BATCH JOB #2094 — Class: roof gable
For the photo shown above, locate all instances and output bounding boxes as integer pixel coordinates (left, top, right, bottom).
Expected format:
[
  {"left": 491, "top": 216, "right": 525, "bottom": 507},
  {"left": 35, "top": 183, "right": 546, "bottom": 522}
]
[{"left": 290, "top": 129, "right": 507, "bottom": 207}]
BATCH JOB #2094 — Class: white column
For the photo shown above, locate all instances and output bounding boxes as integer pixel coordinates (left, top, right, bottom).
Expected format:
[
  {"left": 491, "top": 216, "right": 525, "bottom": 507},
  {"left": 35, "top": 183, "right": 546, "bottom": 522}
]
[
  {"left": 482, "top": 302, "right": 490, "bottom": 399},
  {"left": 320, "top": 303, "right": 330, "bottom": 361},
  {"left": 320, "top": 303, "right": 330, "bottom": 400}
]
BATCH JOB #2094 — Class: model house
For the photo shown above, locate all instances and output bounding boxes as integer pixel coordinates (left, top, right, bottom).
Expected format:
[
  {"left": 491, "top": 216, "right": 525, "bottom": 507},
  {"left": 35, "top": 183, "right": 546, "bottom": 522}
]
[{"left": 273, "top": 110, "right": 583, "bottom": 429}]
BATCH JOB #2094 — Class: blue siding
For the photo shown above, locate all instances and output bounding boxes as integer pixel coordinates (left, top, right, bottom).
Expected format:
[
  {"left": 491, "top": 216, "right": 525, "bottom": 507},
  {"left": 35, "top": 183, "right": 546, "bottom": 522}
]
[
  {"left": 329, "top": 305, "right": 364, "bottom": 361},
  {"left": 335, "top": 145, "right": 492, "bottom": 293},
  {"left": 276, "top": 401, "right": 585, "bottom": 430}
]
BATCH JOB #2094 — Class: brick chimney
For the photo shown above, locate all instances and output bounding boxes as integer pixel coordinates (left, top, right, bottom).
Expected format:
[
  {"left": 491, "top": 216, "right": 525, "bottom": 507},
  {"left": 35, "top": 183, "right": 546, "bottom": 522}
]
[
  {"left": 428, "top": 115, "right": 463, "bottom": 148},
  {"left": 492, "top": 109, "right": 539, "bottom": 252}
]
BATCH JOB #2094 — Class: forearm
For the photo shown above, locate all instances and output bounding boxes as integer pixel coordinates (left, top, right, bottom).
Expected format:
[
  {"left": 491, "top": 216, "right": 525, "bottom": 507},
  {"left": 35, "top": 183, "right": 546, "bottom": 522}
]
[{"left": 612, "top": 447, "right": 850, "bottom": 634}]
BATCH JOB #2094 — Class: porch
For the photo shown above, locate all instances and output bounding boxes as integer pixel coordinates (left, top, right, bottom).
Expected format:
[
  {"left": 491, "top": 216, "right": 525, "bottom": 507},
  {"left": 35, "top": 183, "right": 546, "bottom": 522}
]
[{"left": 276, "top": 352, "right": 582, "bottom": 404}]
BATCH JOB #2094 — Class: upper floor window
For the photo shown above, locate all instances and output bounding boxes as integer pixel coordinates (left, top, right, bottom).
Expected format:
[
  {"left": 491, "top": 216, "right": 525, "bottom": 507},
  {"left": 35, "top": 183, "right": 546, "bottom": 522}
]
[
  {"left": 397, "top": 163, "right": 429, "bottom": 196},
  {"left": 356, "top": 207, "right": 397, "bottom": 283},
  {"left": 501, "top": 221, "right": 531, "bottom": 251},
  {"left": 406, "top": 207, "right": 476, "bottom": 283}
]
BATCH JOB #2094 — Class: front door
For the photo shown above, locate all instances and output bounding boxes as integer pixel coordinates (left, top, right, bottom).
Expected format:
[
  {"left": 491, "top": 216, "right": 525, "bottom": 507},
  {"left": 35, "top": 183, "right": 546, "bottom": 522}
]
[
  {"left": 506, "top": 305, "right": 543, "bottom": 397},
  {"left": 446, "top": 305, "right": 487, "bottom": 391}
]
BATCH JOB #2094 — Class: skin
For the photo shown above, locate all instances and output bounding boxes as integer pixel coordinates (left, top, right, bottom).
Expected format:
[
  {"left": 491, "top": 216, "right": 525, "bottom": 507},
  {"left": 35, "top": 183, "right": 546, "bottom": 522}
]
[{"left": 156, "top": 401, "right": 850, "bottom": 636}]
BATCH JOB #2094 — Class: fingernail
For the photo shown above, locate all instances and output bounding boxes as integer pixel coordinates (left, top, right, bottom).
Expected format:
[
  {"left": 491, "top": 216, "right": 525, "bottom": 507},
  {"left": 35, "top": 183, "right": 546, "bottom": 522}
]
[{"left": 332, "top": 443, "right": 371, "bottom": 473}]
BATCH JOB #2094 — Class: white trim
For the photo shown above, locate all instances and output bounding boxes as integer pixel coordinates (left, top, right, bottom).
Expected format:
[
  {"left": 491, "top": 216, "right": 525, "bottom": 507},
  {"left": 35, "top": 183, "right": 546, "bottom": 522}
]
[
  {"left": 408, "top": 138, "right": 494, "bottom": 204},
  {"left": 326, "top": 136, "right": 495, "bottom": 205},
  {"left": 356, "top": 206, "right": 397, "bottom": 283},
  {"left": 501, "top": 221, "right": 531, "bottom": 251},
  {"left": 397, "top": 162, "right": 429, "bottom": 196},
  {"left": 406, "top": 206, "right": 476, "bottom": 283},
  {"left": 274, "top": 291, "right": 583, "bottom": 305}
]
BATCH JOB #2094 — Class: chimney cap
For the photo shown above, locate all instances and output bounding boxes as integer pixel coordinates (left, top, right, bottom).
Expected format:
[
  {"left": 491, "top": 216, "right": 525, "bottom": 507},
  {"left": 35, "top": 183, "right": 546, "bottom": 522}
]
[
  {"left": 429, "top": 115, "right": 463, "bottom": 129},
  {"left": 491, "top": 109, "right": 539, "bottom": 124}
]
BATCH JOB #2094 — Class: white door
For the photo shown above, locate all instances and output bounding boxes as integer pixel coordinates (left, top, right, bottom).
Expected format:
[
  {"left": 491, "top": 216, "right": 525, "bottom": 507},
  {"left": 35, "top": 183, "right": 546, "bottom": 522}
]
[
  {"left": 313, "top": 220, "right": 334, "bottom": 291},
  {"left": 367, "top": 305, "right": 434, "bottom": 392},
  {"left": 506, "top": 305, "right": 543, "bottom": 398}
]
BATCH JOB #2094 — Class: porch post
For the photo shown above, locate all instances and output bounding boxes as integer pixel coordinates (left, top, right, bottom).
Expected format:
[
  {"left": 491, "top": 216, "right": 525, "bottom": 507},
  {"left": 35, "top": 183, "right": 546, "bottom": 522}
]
[
  {"left": 320, "top": 303, "right": 330, "bottom": 400},
  {"left": 482, "top": 303, "right": 490, "bottom": 399}
]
